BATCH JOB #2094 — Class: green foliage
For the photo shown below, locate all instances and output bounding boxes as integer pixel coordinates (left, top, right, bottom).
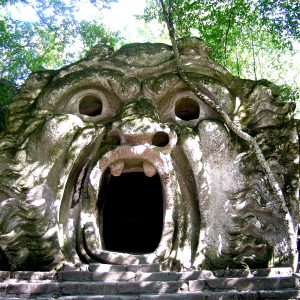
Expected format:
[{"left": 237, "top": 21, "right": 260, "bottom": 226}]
[
  {"left": 77, "top": 20, "right": 122, "bottom": 52},
  {"left": 0, "top": 0, "right": 120, "bottom": 129},
  {"left": 142, "top": 0, "right": 300, "bottom": 83},
  {"left": 0, "top": 17, "right": 64, "bottom": 81},
  {"left": 0, "top": 0, "right": 119, "bottom": 82},
  {"left": 142, "top": 0, "right": 300, "bottom": 117}
]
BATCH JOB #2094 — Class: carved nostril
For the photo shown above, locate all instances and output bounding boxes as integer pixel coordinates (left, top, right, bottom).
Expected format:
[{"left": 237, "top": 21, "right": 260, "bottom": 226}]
[
  {"left": 152, "top": 131, "right": 169, "bottom": 147},
  {"left": 107, "top": 132, "right": 121, "bottom": 146}
]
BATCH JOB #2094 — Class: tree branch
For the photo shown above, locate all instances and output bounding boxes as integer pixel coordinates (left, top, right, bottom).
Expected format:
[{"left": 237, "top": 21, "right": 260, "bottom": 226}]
[
  {"left": 235, "top": 41, "right": 240, "bottom": 76},
  {"left": 224, "top": 9, "right": 233, "bottom": 61},
  {"left": 250, "top": 31, "right": 257, "bottom": 80},
  {"left": 159, "top": 0, "right": 297, "bottom": 268}
]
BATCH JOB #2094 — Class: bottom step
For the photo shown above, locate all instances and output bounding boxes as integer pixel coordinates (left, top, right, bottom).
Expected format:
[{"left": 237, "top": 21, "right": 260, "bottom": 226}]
[{"left": 57, "top": 288, "right": 300, "bottom": 299}]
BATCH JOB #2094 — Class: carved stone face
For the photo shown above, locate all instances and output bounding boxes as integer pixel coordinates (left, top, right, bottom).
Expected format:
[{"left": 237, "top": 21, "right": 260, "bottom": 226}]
[{"left": 0, "top": 39, "right": 298, "bottom": 271}]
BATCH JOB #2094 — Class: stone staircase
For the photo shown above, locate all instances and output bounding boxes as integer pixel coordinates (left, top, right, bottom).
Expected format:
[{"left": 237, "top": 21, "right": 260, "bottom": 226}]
[{"left": 0, "top": 263, "right": 299, "bottom": 299}]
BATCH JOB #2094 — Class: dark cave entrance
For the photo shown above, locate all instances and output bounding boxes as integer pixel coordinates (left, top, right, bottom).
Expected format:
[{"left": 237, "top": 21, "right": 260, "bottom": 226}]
[{"left": 99, "top": 171, "right": 163, "bottom": 254}]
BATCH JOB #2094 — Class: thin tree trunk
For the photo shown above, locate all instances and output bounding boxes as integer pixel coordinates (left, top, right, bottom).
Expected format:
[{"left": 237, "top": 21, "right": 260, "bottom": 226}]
[
  {"left": 235, "top": 41, "right": 240, "bottom": 76},
  {"left": 224, "top": 8, "right": 233, "bottom": 62},
  {"left": 250, "top": 31, "right": 257, "bottom": 80}
]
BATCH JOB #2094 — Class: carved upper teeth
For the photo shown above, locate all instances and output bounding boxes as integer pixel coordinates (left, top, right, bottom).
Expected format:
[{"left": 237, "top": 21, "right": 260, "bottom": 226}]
[
  {"left": 110, "top": 161, "right": 124, "bottom": 176},
  {"left": 143, "top": 161, "right": 157, "bottom": 177},
  {"left": 109, "top": 160, "right": 157, "bottom": 177}
]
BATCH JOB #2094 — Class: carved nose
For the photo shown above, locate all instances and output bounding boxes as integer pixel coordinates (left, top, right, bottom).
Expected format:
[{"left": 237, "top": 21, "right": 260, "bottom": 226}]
[{"left": 106, "top": 119, "right": 177, "bottom": 152}]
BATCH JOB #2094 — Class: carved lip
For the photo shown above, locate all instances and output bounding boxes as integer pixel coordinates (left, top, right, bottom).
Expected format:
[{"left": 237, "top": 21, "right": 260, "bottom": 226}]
[
  {"left": 81, "top": 145, "right": 174, "bottom": 263},
  {"left": 90, "top": 145, "right": 172, "bottom": 190}
]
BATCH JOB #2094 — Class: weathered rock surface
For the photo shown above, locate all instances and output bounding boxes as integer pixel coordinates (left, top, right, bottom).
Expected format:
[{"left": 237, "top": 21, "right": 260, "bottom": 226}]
[{"left": 0, "top": 38, "right": 298, "bottom": 271}]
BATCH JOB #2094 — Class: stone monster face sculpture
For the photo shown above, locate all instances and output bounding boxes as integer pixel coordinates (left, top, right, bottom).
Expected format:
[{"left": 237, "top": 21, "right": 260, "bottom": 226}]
[{"left": 0, "top": 38, "right": 299, "bottom": 271}]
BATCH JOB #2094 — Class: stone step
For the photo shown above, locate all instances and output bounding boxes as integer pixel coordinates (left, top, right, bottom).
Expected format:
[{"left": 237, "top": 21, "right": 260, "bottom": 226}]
[
  {"left": 2, "top": 290, "right": 300, "bottom": 300},
  {"left": 56, "top": 288, "right": 300, "bottom": 299},
  {"left": 0, "top": 281, "right": 184, "bottom": 297},
  {"left": 60, "top": 277, "right": 299, "bottom": 295},
  {"left": 189, "top": 276, "right": 299, "bottom": 292},
  {"left": 0, "top": 271, "right": 57, "bottom": 282},
  {"left": 0, "top": 267, "right": 292, "bottom": 283},
  {"left": 0, "top": 276, "right": 298, "bottom": 297},
  {"left": 60, "top": 281, "right": 185, "bottom": 295},
  {"left": 57, "top": 267, "right": 293, "bottom": 283},
  {"left": 58, "top": 297, "right": 139, "bottom": 300},
  {"left": 57, "top": 270, "right": 214, "bottom": 282},
  {"left": 0, "top": 281, "right": 59, "bottom": 294},
  {"left": 88, "top": 263, "right": 161, "bottom": 273},
  {"left": 211, "top": 267, "right": 293, "bottom": 278}
]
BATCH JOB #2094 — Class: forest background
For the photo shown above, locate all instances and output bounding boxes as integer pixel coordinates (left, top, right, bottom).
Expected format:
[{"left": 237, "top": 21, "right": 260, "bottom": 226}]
[{"left": 0, "top": 0, "right": 299, "bottom": 130}]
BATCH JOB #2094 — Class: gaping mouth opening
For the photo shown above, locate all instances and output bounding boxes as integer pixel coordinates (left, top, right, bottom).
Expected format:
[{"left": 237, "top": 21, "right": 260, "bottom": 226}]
[{"left": 98, "top": 162, "right": 164, "bottom": 254}]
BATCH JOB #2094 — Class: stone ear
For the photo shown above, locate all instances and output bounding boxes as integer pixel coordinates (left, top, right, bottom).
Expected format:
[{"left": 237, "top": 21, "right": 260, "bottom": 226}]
[{"left": 85, "top": 43, "right": 114, "bottom": 59}]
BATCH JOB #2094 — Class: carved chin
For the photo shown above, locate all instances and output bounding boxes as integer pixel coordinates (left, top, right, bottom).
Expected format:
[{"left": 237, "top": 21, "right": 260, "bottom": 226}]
[{"left": 75, "top": 145, "right": 176, "bottom": 264}]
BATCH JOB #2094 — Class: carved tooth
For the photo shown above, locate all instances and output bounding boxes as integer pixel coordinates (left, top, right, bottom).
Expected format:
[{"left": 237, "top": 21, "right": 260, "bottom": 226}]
[
  {"left": 110, "top": 161, "right": 124, "bottom": 176},
  {"left": 143, "top": 161, "right": 157, "bottom": 177}
]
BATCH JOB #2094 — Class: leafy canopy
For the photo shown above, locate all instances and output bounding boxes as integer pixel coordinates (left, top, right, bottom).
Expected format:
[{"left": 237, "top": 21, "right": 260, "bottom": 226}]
[
  {"left": 0, "top": 0, "right": 120, "bottom": 82},
  {"left": 0, "top": 0, "right": 122, "bottom": 129},
  {"left": 142, "top": 0, "right": 300, "bottom": 83},
  {"left": 141, "top": 0, "right": 300, "bottom": 116}
]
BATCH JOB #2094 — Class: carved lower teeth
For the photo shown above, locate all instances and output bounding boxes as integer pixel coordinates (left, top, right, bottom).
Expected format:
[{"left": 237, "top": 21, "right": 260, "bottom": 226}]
[
  {"left": 143, "top": 161, "right": 157, "bottom": 177},
  {"left": 110, "top": 161, "right": 124, "bottom": 176}
]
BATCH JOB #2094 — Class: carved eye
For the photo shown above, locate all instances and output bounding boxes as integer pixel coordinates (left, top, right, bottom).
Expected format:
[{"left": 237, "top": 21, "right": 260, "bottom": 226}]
[
  {"left": 175, "top": 98, "right": 200, "bottom": 121},
  {"left": 66, "top": 88, "right": 114, "bottom": 121},
  {"left": 79, "top": 95, "right": 103, "bottom": 116}
]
